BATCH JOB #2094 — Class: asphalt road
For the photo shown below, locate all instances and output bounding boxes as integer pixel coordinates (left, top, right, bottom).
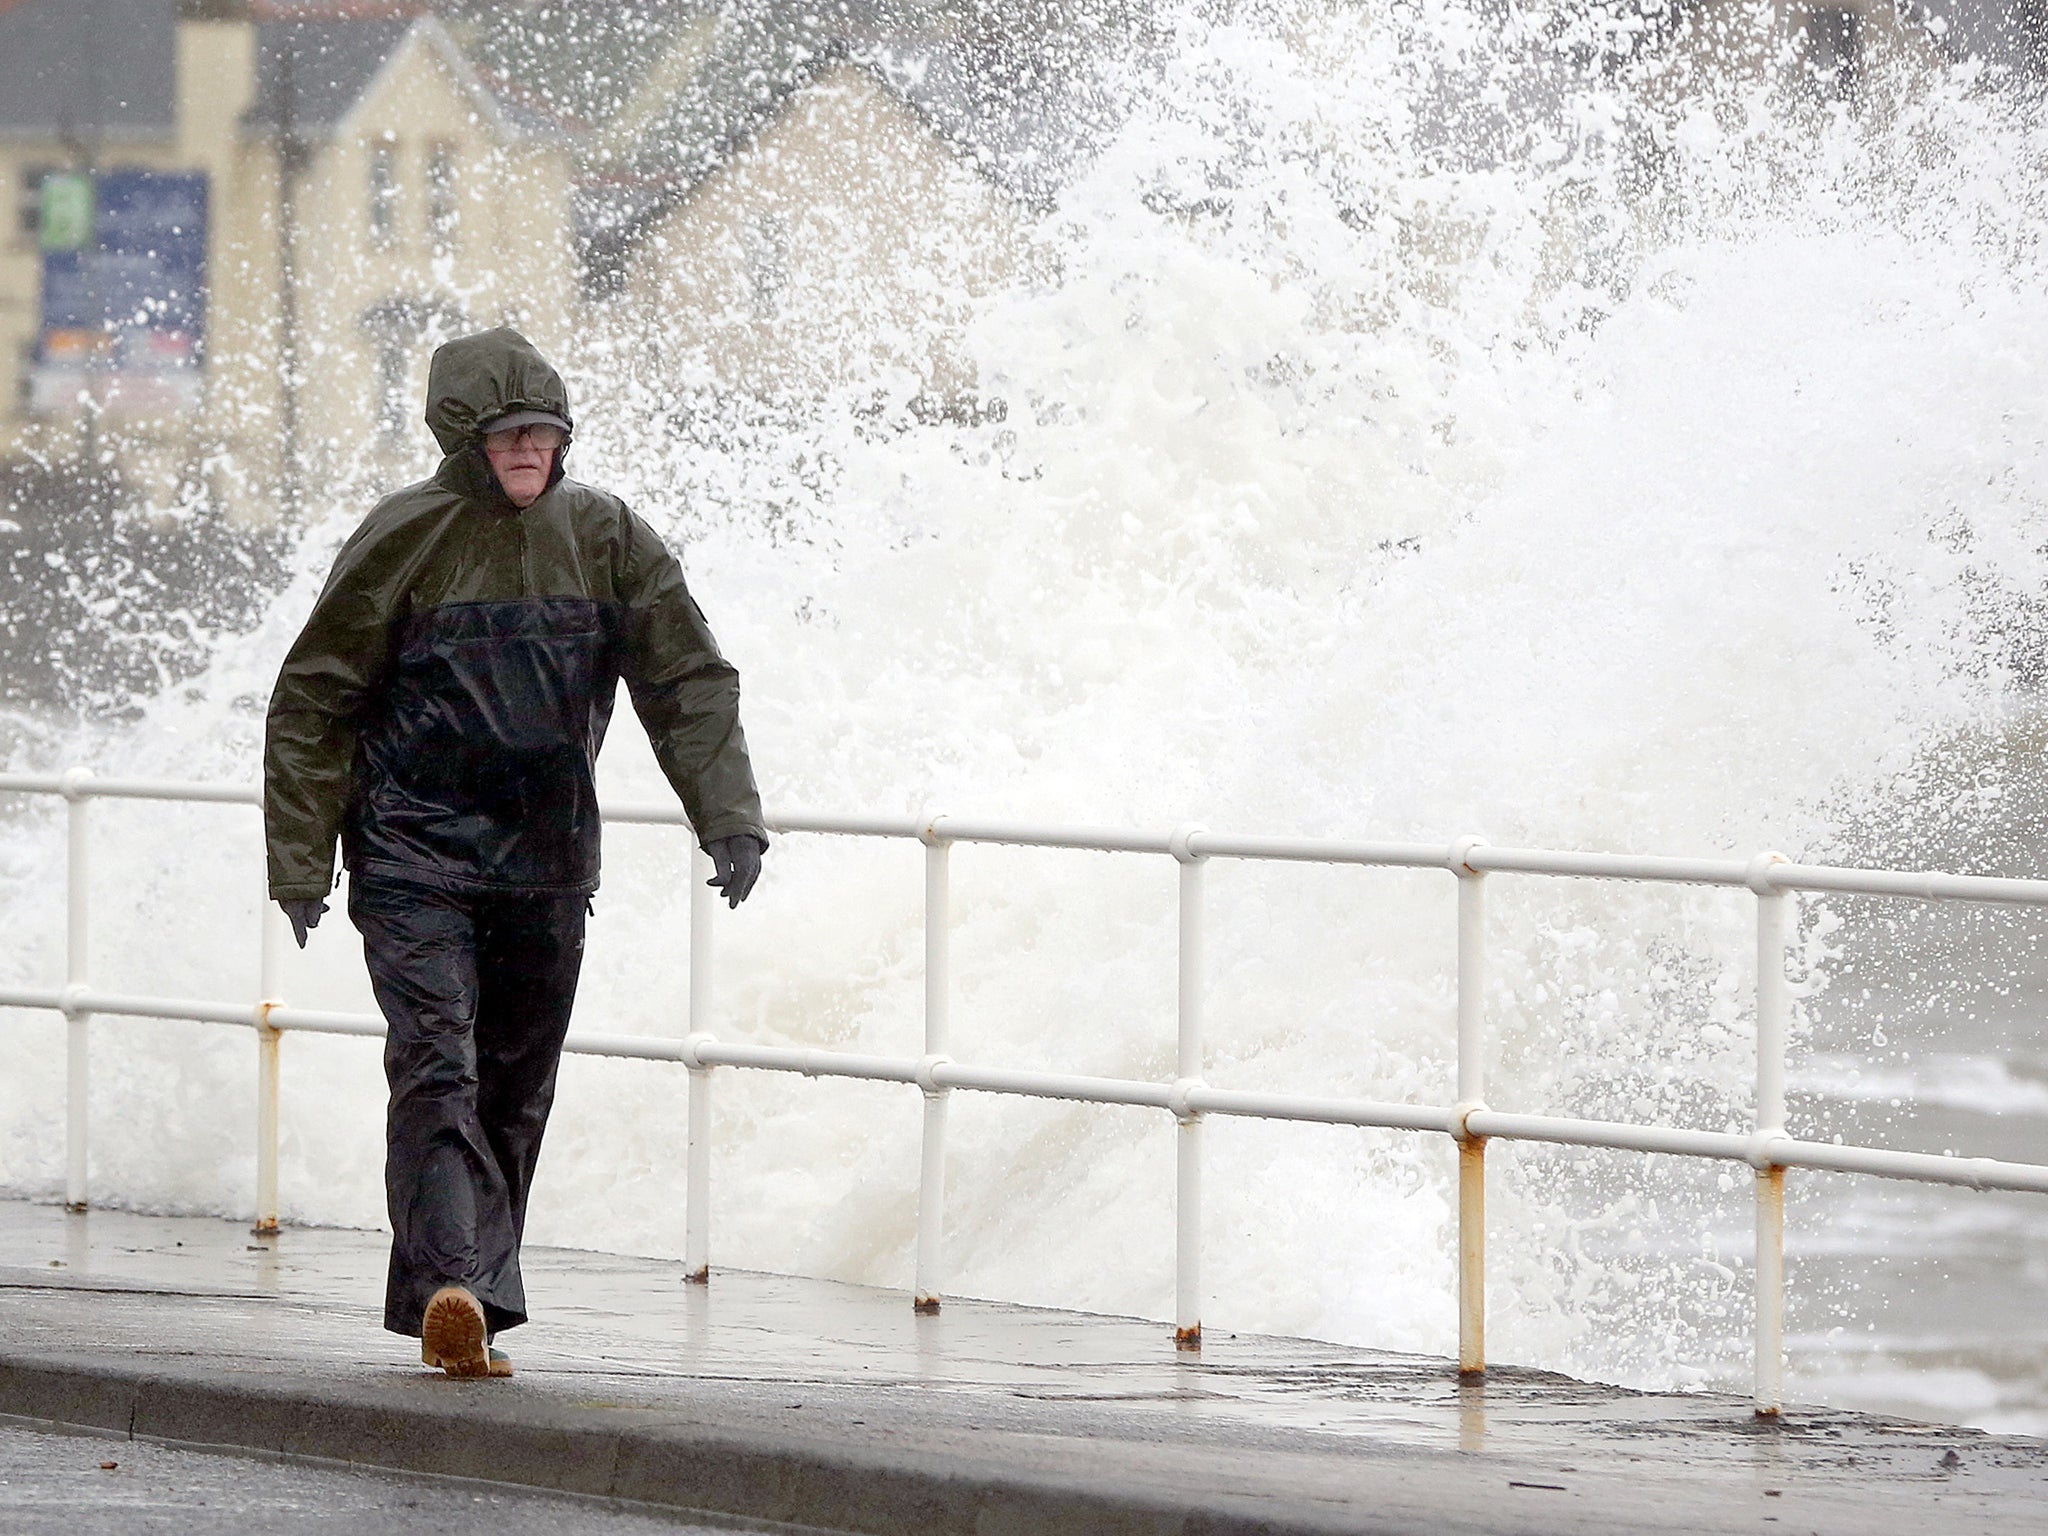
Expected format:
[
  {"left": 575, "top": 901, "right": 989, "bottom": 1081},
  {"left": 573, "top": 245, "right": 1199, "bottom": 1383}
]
[{"left": 0, "top": 1421, "right": 740, "bottom": 1535}]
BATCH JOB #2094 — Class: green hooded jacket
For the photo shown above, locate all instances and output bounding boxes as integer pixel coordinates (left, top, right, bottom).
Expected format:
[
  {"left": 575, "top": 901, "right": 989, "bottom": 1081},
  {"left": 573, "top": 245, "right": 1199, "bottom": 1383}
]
[{"left": 263, "top": 327, "right": 765, "bottom": 900}]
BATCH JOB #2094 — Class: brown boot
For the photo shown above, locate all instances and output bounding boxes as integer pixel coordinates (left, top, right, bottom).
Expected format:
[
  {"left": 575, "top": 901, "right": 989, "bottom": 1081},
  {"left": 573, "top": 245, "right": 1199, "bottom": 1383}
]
[{"left": 419, "top": 1286, "right": 490, "bottom": 1378}]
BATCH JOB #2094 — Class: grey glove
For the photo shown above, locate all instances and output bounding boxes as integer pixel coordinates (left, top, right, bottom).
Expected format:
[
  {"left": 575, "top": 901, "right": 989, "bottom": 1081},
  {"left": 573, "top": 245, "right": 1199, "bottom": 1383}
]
[
  {"left": 279, "top": 898, "right": 327, "bottom": 949},
  {"left": 707, "top": 834, "right": 765, "bottom": 909}
]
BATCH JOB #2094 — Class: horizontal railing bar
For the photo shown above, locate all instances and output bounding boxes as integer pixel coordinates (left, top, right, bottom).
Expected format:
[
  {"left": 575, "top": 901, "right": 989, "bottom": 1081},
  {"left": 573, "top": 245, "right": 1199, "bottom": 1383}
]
[
  {"left": 0, "top": 775, "right": 260, "bottom": 806},
  {"left": 80, "top": 779, "right": 260, "bottom": 806},
  {"left": 265, "top": 1006, "right": 390, "bottom": 1038},
  {"left": 1187, "top": 833, "right": 1459, "bottom": 869},
  {"left": 1772, "top": 1139, "right": 2048, "bottom": 1193},
  {"left": 1467, "top": 1111, "right": 2048, "bottom": 1193},
  {"left": 609, "top": 805, "right": 937, "bottom": 840},
  {"left": 1189, "top": 1086, "right": 1459, "bottom": 1133},
  {"left": 933, "top": 1061, "right": 1175, "bottom": 1107},
  {"left": 9, "top": 984, "right": 2048, "bottom": 1192},
  {"left": 923, "top": 817, "right": 1180, "bottom": 856},
  {"left": 0, "top": 775, "right": 67, "bottom": 796},
  {"left": 1769, "top": 863, "right": 2048, "bottom": 906},
  {"left": 0, "top": 987, "right": 260, "bottom": 1028},
  {"left": 559, "top": 1030, "right": 687, "bottom": 1062},
  {"left": 769, "top": 812, "right": 931, "bottom": 839},
  {"left": 594, "top": 800, "right": 696, "bottom": 827},
  {"left": 1467, "top": 846, "right": 1752, "bottom": 887},
  {"left": 606, "top": 801, "right": 939, "bottom": 841},
  {"left": 1469, "top": 1110, "right": 1753, "bottom": 1160},
  {"left": 13, "top": 771, "right": 2048, "bottom": 906},
  {"left": 695, "top": 1041, "right": 922, "bottom": 1082},
  {"left": 80, "top": 991, "right": 258, "bottom": 1027}
]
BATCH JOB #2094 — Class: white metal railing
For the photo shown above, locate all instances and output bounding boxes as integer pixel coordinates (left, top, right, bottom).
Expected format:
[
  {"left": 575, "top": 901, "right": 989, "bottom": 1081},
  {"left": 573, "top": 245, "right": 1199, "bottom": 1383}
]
[{"left": 6, "top": 768, "right": 2048, "bottom": 1415}]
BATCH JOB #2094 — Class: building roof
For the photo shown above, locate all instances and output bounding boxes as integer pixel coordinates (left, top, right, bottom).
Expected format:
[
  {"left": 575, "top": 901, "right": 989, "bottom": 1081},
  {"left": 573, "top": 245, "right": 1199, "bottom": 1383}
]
[
  {"left": 242, "top": 13, "right": 421, "bottom": 134},
  {"left": 454, "top": 0, "right": 717, "bottom": 139},
  {"left": 243, "top": 2, "right": 710, "bottom": 145},
  {"left": 574, "top": 0, "right": 1122, "bottom": 266},
  {"left": 0, "top": 0, "right": 178, "bottom": 142},
  {"left": 616, "top": 4, "right": 1105, "bottom": 205}
]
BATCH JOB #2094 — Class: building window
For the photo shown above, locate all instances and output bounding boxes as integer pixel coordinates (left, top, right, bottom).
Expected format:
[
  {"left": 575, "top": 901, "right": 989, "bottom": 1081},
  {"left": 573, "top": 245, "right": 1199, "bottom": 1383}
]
[
  {"left": 1805, "top": 7, "right": 1860, "bottom": 98},
  {"left": 426, "top": 142, "right": 456, "bottom": 254},
  {"left": 747, "top": 213, "right": 788, "bottom": 322},
  {"left": 17, "top": 165, "right": 57, "bottom": 246},
  {"left": 377, "top": 343, "right": 408, "bottom": 446},
  {"left": 368, "top": 140, "right": 398, "bottom": 243}
]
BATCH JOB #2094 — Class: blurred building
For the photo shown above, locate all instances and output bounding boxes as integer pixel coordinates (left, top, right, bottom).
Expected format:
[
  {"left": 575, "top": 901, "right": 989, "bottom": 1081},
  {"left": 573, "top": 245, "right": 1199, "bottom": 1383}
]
[
  {"left": 229, "top": 3, "right": 579, "bottom": 510},
  {"left": 619, "top": 56, "right": 1031, "bottom": 404},
  {"left": 1675, "top": 0, "right": 1953, "bottom": 93},
  {"left": 0, "top": 0, "right": 1064, "bottom": 521},
  {"left": 578, "top": 10, "right": 1053, "bottom": 410},
  {"left": 0, "top": 0, "right": 251, "bottom": 503},
  {"left": 1601, "top": 0, "right": 2048, "bottom": 95}
]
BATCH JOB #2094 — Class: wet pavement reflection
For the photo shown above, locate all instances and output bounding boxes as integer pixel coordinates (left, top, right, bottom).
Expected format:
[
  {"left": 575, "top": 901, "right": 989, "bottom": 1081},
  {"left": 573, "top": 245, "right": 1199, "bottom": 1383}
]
[{"left": 2, "top": 1200, "right": 2045, "bottom": 1533}]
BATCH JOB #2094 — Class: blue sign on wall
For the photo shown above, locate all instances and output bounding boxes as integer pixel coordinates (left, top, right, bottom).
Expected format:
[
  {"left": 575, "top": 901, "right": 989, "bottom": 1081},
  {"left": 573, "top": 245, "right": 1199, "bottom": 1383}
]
[{"left": 34, "top": 169, "right": 207, "bottom": 412}]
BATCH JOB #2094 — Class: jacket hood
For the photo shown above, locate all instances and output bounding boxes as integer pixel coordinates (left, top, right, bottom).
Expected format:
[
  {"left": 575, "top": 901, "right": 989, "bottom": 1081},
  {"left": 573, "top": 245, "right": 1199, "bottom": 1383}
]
[{"left": 424, "top": 328, "right": 574, "bottom": 454}]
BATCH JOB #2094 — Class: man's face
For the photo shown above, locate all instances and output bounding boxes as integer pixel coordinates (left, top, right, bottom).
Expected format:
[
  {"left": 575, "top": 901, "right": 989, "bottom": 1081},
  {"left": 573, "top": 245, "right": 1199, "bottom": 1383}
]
[{"left": 483, "top": 423, "right": 566, "bottom": 507}]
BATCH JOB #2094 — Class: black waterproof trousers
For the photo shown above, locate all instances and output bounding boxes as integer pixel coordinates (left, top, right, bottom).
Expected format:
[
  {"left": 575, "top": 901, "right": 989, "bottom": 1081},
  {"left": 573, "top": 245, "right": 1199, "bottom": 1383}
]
[{"left": 347, "top": 873, "right": 587, "bottom": 1338}]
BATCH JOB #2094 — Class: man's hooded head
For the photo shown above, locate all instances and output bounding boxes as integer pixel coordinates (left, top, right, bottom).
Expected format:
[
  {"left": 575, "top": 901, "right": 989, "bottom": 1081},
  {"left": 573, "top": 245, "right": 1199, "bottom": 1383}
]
[
  {"left": 424, "top": 327, "right": 574, "bottom": 454},
  {"left": 425, "top": 328, "right": 574, "bottom": 508}
]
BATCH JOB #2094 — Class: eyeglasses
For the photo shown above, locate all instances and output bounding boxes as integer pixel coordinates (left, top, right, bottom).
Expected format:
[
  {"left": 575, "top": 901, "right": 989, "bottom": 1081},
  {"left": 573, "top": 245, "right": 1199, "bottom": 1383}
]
[{"left": 484, "top": 423, "right": 568, "bottom": 452}]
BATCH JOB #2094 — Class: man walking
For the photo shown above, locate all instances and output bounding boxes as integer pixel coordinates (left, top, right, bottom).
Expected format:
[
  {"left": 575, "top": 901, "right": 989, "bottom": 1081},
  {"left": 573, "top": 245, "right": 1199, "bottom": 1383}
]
[{"left": 264, "top": 328, "right": 767, "bottom": 1378}]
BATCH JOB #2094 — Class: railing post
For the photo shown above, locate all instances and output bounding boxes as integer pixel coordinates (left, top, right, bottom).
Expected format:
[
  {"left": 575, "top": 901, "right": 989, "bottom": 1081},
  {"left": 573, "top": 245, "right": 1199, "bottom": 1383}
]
[
  {"left": 683, "top": 1059, "right": 712, "bottom": 1283},
  {"left": 1453, "top": 836, "right": 1489, "bottom": 1378},
  {"left": 914, "top": 818, "right": 952, "bottom": 1314},
  {"left": 684, "top": 843, "right": 716, "bottom": 1284},
  {"left": 1171, "top": 826, "right": 1207, "bottom": 1350},
  {"left": 1750, "top": 852, "right": 1792, "bottom": 1418},
  {"left": 62, "top": 769, "right": 93, "bottom": 1213},
  {"left": 253, "top": 891, "right": 284, "bottom": 1236}
]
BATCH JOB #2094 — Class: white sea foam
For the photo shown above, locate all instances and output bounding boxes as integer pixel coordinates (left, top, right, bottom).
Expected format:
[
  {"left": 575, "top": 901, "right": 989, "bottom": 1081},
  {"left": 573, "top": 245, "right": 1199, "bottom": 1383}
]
[
  {"left": 1800, "top": 1050, "right": 2048, "bottom": 1116},
  {"left": 5, "top": 1, "right": 2048, "bottom": 1414}
]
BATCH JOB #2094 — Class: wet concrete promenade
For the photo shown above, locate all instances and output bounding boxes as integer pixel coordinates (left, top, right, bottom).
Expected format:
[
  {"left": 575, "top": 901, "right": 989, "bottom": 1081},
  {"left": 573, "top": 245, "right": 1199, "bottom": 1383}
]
[{"left": 0, "top": 1200, "right": 2042, "bottom": 1534}]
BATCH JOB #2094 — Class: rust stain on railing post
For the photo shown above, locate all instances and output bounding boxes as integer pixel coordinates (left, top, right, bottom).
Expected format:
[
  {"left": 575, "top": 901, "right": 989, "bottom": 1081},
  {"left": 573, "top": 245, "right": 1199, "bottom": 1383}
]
[
  {"left": 683, "top": 1035, "right": 714, "bottom": 1286},
  {"left": 1172, "top": 829, "right": 1207, "bottom": 1353},
  {"left": 253, "top": 1001, "right": 281, "bottom": 1237},
  {"left": 914, "top": 819, "right": 953, "bottom": 1316},
  {"left": 1458, "top": 1134, "right": 1486, "bottom": 1377},
  {"left": 1750, "top": 856, "right": 1792, "bottom": 1419},
  {"left": 1453, "top": 838, "right": 1489, "bottom": 1379},
  {"left": 1755, "top": 1162, "right": 1785, "bottom": 1418},
  {"left": 63, "top": 769, "right": 93, "bottom": 1214}
]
